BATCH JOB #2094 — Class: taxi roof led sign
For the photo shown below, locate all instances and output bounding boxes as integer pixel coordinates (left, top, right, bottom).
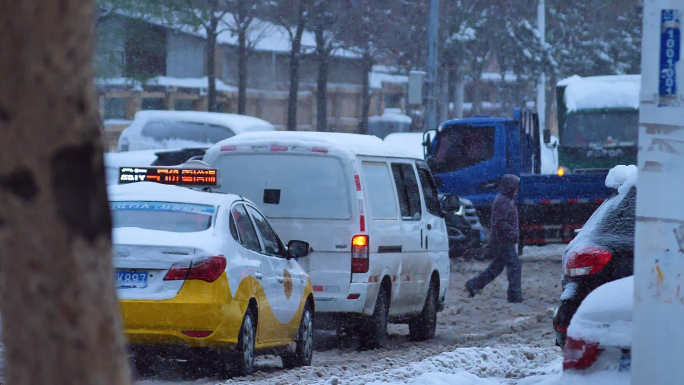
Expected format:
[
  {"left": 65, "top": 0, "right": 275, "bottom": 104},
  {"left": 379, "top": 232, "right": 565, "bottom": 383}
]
[{"left": 119, "top": 167, "right": 218, "bottom": 186}]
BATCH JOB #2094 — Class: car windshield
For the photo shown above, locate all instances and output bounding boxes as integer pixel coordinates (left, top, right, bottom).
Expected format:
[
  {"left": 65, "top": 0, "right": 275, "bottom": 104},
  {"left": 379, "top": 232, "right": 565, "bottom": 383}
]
[
  {"left": 141, "top": 120, "right": 235, "bottom": 145},
  {"left": 109, "top": 201, "right": 214, "bottom": 233},
  {"left": 561, "top": 110, "right": 638, "bottom": 148},
  {"left": 429, "top": 126, "right": 496, "bottom": 174}
]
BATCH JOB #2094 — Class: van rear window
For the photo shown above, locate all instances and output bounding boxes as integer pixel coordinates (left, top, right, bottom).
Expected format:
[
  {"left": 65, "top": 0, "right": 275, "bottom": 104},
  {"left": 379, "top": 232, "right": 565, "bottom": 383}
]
[{"left": 215, "top": 154, "right": 351, "bottom": 219}]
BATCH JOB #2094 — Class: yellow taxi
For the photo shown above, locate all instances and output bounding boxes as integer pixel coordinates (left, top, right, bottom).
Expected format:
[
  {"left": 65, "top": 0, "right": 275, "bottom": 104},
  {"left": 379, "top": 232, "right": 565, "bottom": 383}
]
[{"left": 109, "top": 181, "right": 314, "bottom": 376}]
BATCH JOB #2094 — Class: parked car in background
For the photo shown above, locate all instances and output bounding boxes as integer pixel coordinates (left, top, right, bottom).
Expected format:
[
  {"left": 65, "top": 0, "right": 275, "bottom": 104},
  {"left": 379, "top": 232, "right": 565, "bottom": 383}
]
[
  {"left": 442, "top": 196, "right": 488, "bottom": 259},
  {"left": 109, "top": 181, "right": 314, "bottom": 376},
  {"left": 203, "top": 132, "right": 452, "bottom": 348},
  {"left": 563, "top": 276, "right": 633, "bottom": 378},
  {"left": 553, "top": 165, "right": 636, "bottom": 347},
  {"left": 117, "top": 110, "right": 274, "bottom": 152}
]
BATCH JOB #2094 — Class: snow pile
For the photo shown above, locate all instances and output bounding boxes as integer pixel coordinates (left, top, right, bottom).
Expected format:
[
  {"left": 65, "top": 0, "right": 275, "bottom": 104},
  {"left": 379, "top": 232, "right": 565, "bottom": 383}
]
[
  {"left": 563, "top": 75, "right": 640, "bottom": 112},
  {"left": 369, "top": 108, "right": 412, "bottom": 124},
  {"left": 567, "top": 276, "right": 633, "bottom": 347},
  {"left": 605, "top": 164, "right": 637, "bottom": 194},
  {"left": 383, "top": 132, "right": 424, "bottom": 159},
  {"left": 370, "top": 72, "right": 409, "bottom": 89},
  {"left": 314, "top": 345, "right": 559, "bottom": 385}
]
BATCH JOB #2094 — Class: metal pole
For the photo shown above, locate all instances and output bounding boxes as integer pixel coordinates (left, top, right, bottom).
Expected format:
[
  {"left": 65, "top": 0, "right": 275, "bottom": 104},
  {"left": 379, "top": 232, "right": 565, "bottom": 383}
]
[
  {"left": 425, "top": 0, "right": 439, "bottom": 131},
  {"left": 536, "top": 0, "right": 546, "bottom": 132},
  {"left": 632, "top": 1, "right": 684, "bottom": 384}
]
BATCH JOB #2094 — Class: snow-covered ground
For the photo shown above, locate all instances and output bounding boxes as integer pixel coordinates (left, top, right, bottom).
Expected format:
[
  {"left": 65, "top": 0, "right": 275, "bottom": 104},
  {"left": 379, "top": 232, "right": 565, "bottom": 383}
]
[{"left": 133, "top": 245, "right": 568, "bottom": 385}]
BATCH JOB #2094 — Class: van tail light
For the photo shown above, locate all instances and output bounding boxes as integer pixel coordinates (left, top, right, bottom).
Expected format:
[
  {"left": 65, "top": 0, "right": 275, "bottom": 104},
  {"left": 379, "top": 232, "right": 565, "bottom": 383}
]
[
  {"left": 351, "top": 235, "right": 369, "bottom": 273},
  {"left": 164, "top": 256, "right": 227, "bottom": 282},
  {"left": 563, "top": 247, "right": 612, "bottom": 277},
  {"left": 563, "top": 336, "right": 602, "bottom": 370}
]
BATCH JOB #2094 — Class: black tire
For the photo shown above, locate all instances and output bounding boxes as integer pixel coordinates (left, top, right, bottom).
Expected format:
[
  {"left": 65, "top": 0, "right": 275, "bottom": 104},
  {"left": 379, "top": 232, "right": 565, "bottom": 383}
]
[
  {"left": 234, "top": 308, "right": 256, "bottom": 376},
  {"left": 362, "top": 287, "right": 388, "bottom": 350},
  {"left": 282, "top": 301, "right": 314, "bottom": 369},
  {"left": 409, "top": 283, "right": 437, "bottom": 341}
]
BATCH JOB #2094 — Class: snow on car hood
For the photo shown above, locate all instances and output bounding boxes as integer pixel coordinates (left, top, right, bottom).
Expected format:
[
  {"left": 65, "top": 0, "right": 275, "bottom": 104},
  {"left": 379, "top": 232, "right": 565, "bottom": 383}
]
[{"left": 567, "top": 276, "right": 633, "bottom": 347}]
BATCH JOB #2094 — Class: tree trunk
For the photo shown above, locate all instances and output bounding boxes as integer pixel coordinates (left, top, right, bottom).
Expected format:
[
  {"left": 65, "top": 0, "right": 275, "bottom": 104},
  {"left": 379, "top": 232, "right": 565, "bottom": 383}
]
[
  {"left": 359, "top": 51, "right": 373, "bottom": 135},
  {"left": 287, "top": 3, "right": 307, "bottom": 131},
  {"left": 315, "top": 25, "right": 329, "bottom": 132},
  {"left": 206, "top": 1, "right": 220, "bottom": 112},
  {"left": 0, "top": 1, "right": 131, "bottom": 384},
  {"left": 237, "top": 28, "right": 248, "bottom": 115}
]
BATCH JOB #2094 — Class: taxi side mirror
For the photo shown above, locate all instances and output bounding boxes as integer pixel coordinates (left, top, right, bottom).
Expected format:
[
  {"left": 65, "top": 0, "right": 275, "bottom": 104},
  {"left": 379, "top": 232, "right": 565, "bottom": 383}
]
[{"left": 287, "top": 240, "right": 310, "bottom": 259}]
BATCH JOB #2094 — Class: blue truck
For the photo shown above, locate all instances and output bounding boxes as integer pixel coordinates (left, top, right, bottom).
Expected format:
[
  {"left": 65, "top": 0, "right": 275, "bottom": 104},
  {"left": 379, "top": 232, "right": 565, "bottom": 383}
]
[{"left": 424, "top": 75, "right": 639, "bottom": 246}]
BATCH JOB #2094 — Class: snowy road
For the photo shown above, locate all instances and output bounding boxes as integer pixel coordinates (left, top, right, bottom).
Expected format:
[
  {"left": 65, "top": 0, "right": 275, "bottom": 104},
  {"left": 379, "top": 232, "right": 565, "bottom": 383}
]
[{"left": 135, "top": 245, "right": 568, "bottom": 385}]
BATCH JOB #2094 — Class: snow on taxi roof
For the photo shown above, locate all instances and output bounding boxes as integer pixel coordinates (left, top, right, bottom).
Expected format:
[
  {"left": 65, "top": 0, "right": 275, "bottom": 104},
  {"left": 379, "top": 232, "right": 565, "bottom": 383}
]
[
  {"left": 108, "top": 181, "right": 240, "bottom": 206},
  {"left": 132, "top": 110, "right": 275, "bottom": 133},
  {"left": 208, "top": 131, "right": 422, "bottom": 159},
  {"left": 561, "top": 75, "right": 640, "bottom": 112}
]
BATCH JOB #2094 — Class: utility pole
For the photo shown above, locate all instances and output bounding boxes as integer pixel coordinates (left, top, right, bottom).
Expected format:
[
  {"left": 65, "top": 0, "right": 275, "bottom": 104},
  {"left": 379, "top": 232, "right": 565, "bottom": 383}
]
[
  {"left": 425, "top": 0, "right": 439, "bottom": 131},
  {"left": 536, "top": 0, "right": 546, "bottom": 131},
  {"left": 632, "top": 2, "right": 684, "bottom": 384}
]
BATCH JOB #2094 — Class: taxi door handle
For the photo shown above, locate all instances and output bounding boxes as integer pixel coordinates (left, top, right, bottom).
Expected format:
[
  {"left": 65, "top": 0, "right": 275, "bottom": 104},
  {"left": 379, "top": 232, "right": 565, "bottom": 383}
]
[
  {"left": 254, "top": 272, "right": 263, "bottom": 280},
  {"left": 276, "top": 276, "right": 284, "bottom": 283}
]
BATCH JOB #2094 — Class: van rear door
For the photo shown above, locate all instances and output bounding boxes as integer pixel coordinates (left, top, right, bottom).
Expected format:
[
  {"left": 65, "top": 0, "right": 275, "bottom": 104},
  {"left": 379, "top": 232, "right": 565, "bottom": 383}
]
[{"left": 212, "top": 152, "right": 355, "bottom": 301}]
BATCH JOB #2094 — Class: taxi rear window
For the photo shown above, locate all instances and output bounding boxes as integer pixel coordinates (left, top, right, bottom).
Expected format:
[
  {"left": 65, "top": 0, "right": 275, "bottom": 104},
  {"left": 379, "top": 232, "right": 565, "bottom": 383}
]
[{"left": 110, "top": 201, "right": 215, "bottom": 233}]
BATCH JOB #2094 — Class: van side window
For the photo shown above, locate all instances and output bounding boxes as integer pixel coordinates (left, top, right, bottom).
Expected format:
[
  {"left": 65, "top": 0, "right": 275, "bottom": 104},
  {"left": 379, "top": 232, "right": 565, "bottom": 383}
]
[
  {"left": 391, "top": 163, "right": 422, "bottom": 221},
  {"left": 416, "top": 161, "right": 442, "bottom": 217},
  {"left": 362, "top": 162, "right": 398, "bottom": 220},
  {"left": 231, "top": 204, "right": 262, "bottom": 252}
]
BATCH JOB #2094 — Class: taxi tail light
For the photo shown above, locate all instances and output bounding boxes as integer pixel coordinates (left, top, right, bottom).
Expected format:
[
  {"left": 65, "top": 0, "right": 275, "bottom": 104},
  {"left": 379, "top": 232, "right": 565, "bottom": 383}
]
[
  {"left": 563, "top": 336, "right": 602, "bottom": 370},
  {"left": 164, "top": 256, "right": 226, "bottom": 282},
  {"left": 351, "top": 235, "right": 369, "bottom": 273},
  {"left": 563, "top": 247, "right": 612, "bottom": 277}
]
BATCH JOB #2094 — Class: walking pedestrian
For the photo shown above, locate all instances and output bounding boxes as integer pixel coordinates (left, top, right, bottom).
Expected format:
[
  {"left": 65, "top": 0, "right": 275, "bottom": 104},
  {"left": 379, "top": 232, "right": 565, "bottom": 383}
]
[{"left": 465, "top": 174, "right": 523, "bottom": 303}]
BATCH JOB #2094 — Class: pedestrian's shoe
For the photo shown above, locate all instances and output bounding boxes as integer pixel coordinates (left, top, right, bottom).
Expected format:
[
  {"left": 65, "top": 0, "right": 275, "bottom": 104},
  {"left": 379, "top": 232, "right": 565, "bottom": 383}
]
[
  {"left": 465, "top": 282, "right": 476, "bottom": 298},
  {"left": 508, "top": 297, "right": 524, "bottom": 303}
]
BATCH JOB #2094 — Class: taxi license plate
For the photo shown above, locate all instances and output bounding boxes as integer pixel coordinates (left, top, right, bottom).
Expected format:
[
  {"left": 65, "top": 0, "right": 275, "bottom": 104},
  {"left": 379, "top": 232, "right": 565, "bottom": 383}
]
[
  {"left": 116, "top": 270, "right": 148, "bottom": 289},
  {"left": 619, "top": 353, "right": 631, "bottom": 372}
]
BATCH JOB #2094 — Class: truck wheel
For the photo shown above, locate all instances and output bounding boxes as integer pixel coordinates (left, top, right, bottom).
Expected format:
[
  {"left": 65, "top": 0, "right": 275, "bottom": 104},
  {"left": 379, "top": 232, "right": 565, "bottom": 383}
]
[
  {"left": 409, "top": 283, "right": 437, "bottom": 341},
  {"left": 233, "top": 308, "right": 256, "bottom": 376},
  {"left": 282, "top": 301, "right": 314, "bottom": 369},
  {"left": 362, "top": 288, "right": 388, "bottom": 349}
]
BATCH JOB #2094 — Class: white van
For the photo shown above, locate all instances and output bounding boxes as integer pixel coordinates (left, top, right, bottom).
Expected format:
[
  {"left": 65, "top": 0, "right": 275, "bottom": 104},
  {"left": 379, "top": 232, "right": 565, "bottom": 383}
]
[{"left": 203, "top": 132, "right": 453, "bottom": 347}]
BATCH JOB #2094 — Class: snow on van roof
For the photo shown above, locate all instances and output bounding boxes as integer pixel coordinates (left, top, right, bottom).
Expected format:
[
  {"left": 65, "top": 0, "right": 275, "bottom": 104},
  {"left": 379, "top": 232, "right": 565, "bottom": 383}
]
[
  {"left": 132, "top": 110, "right": 275, "bottom": 133},
  {"left": 605, "top": 164, "right": 638, "bottom": 194},
  {"left": 383, "top": 133, "right": 424, "bottom": 159},
  {"left": 563, "top": 75, "right": 640, "bottom": 112},
  {"left": 210, "top": 131, "right": 423, "bottom": 159},
  {"left": 108, "top": 181, "right": 237, "bottom": 206}
]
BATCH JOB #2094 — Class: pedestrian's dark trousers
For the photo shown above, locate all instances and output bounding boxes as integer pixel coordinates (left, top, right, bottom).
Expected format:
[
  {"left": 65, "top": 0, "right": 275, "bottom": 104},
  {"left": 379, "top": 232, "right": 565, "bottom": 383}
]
[{"left": 467, "top": 242, "right": 522, "bottom": 302}]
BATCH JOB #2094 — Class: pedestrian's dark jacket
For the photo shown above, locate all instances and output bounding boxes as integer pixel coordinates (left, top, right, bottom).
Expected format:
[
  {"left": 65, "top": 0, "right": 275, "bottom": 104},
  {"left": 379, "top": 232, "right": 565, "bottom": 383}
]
[{"left": 489, "top": 174, "right": 520, "bottom": 244}]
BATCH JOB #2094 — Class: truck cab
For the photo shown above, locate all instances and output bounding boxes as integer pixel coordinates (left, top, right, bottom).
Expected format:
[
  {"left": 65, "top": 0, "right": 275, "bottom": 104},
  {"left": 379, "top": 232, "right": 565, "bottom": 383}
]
[{"left": 426, "top": 108, "right": 614, "bottom": 246}]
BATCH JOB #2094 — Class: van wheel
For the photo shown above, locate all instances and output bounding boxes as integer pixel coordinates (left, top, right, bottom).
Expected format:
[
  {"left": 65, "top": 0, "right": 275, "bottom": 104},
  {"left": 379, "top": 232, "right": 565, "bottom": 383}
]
[
  {"left": 362, "top": 288, "right": 388, "bottom": 349},
  {"left": 409, "top": 283, "right": 437, "bottom": 341},
  {"left": 234, "top": 308, "right": 256, "bottom": 376},
  {"left": 282, "top": 302, "right": 314, "bottom": 369}
]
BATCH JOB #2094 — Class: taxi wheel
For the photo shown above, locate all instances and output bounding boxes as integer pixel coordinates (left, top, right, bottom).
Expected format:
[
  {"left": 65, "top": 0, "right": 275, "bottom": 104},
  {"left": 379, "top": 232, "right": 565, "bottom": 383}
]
[
  {"left": 408, "top": 283, "right": 437, "bottom": 341},
  {"left": 282, "top": 301, "right": 314, "bottom": 369},
  {"left": 362, "top": 287, "right": 388, "bottom": 350},
  {"left": 234, "top": 308, "right": 256, "bottom": 376}
]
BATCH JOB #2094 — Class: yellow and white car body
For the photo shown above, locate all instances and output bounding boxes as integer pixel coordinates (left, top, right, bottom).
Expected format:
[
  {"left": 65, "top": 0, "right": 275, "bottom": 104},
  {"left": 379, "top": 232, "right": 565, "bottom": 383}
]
[{"left": 108, "top": 182, "right": 313, "bottom": 366}]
